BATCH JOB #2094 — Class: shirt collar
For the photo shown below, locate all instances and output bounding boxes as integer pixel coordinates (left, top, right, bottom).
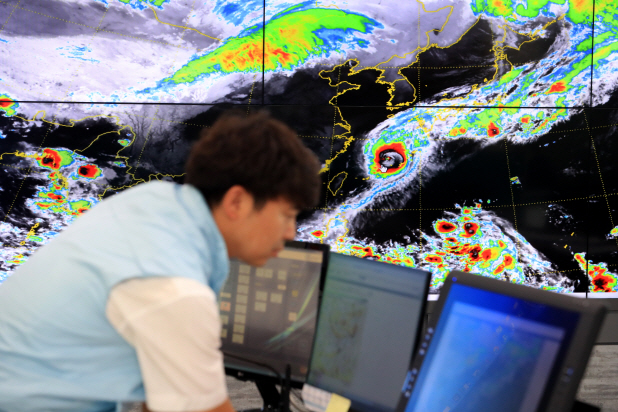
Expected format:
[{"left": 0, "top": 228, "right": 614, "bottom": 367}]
[{"left": 178, "top": 184, "right": 230, "bottom": 294}]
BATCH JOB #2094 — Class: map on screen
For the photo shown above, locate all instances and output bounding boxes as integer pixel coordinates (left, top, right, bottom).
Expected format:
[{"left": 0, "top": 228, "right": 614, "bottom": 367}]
[{"left": 1, "top": 0, "right": 617, "bottom": 294}]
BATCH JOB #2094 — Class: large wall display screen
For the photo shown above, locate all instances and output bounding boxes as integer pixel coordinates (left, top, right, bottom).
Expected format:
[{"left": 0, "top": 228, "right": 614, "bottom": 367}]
[{"left": 1, "top": 0, "right": 617, "bottom": 294}]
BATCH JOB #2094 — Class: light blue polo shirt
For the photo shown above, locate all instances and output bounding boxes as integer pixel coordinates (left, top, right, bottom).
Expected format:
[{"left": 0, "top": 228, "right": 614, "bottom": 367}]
[{"left": 0, "top": 181, "right": 229, "bottom": 412}]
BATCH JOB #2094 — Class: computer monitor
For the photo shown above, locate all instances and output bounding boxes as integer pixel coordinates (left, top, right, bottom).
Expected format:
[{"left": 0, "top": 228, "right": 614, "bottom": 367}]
[
  {"left": 397, "top": 271, "right": 607, "bottom": 412},
  {"left": 219, "top": 240, "right": 329, "bottom": 387},
  {"left": 307, "top": 252, "right": 431, "bottom": 412}
]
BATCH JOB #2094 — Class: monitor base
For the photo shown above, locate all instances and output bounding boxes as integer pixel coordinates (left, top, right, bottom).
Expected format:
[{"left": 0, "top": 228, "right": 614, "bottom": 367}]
[
  {"left": 238, "top": 365, "right": 292, "bottom": 412},
  {"left": 571, "top": 400, "right": 601, "bottom": 412}
]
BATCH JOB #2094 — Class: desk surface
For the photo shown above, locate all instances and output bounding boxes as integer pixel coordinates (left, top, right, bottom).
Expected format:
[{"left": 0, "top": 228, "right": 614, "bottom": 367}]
[{"left": 226, "top": 346, "right": 618, "bottom": 412}]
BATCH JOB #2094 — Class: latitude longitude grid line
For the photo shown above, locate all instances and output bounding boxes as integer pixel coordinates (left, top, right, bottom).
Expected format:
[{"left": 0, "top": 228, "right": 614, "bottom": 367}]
[
  {"left": 0, "top": 114, "right": 58, "bottom": 226},
  {"left": 61, "top": 1, "right": 165, "bottom": 192},
  {"left": 5, "top": 107, "right": 618, "bottom": 134},
  {"left": 308, "top": 190, "right": 618, "bottom": 211},
  {"left": 589, "top": 1, "right": 596, "bottom": 111},
  {"left": 417, "top": 1, "right": 423, "bottom": 249},
  {"left": 0, "top": 1, "right": 100, "bottom": 29},
  {"left": 573, "top": 9, "right": 612, "bottom": 224},
  {"left": 302, "top": 7, "right": 588, "bottom": 74},
  {"left": 295, "top": 124, "right": 618, "bottom": 144},
  {"left": 3, "top": 108, "right": 617, "bottom": 164},
  {"left": 0, "top": 0, "right": 243, "bottom": 104},
  {"left": 0, "top": 0, "right": 598, "bottom": 59},
  {"left": 436, "top": 266, "right": 589, "bottom": 280},
  {"left": 582, "top": 0, "right": 597, "bottom": 294},
  {"left": 0, "top": 0, "right": 20, "bottom": 38},
  {"left": 0, "top": 152, "right": 612, "bottom": 270},
  {"left": 4, "top": 99, "right": 609, "bottom": 110},
  {"left": 0, "top": 199, "right": 584, "bottom": 282},
  {"left": 506, "top": 121, "right": 606, "bottom": 295},
  {"left": 0, "top": 163, "right": 28, "bottom": 170},
  {"left": 0, "top": 0, "right": 603, "bottom": 94},
  {"left": 1, "top": 80, "right": 68, "bottom": 102},
  {"left": 242, "top": 0, "right": 265, "bottom": 113},
  {"left": 319, "top": 61, "right": 344, "bottom": 230},
  {"left": 310, "top": 63, "right": 567, "bottom": 70},
  {"left": 583, "top": 109, "right": 618, "bottom": 292},
  {"left": 502, "top": 133, "right": 522, "bottom": 271},
  {"left": 261, "top": 0, "right": 265, "bottom": 106},
  {"left": 114, "top": 0, "right": 203, "bottom": 186},
  {"left": 3, "top": 110, "right": 616, "bottom": 199},
  {"left": 2, "top": 151, "right": 615, "bottom": 211}
]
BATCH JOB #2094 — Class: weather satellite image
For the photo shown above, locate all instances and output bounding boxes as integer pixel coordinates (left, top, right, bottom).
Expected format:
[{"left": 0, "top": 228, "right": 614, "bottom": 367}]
[{"left": 1, "top": 0, "right": 617, "bottom": 294}]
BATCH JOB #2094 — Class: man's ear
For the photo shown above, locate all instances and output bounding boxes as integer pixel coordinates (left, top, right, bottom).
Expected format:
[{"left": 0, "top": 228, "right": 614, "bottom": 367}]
[{"left": 219, "top": 185, "right": 254, "bottom": 220}]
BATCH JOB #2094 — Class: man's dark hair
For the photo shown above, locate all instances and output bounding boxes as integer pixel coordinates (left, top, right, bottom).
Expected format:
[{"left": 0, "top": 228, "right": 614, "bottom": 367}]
[{"left": 184, "top": 111, "right": 321, "bottom": 210}]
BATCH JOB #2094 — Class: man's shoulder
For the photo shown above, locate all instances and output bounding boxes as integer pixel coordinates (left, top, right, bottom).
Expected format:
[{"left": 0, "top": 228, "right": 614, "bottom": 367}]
[
  {"left": 102, "top": 181, "right": 213, "bottom": 240},
  {"left": 64, "top": 181, "right": 185, "bottom": 237},
  {"left": 113, "top": 180, "right": 179, "bottom": 200},
  {"left": 102, "top": 181, "right": 185, "bottom": 214}
]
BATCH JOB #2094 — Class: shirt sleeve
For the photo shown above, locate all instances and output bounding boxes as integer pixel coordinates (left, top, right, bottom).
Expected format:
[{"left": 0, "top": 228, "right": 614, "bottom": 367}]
[{"left": 106, "top": 276, "right": 228, "bottom": 412}]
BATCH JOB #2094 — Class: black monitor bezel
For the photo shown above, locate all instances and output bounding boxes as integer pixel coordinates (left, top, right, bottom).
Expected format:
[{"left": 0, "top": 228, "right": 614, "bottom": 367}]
[
  {"left": 222, "top": 240, "right": 330, "bottom": 389},
  {"left": 395, "top": 270, "right": 607, "bottom": 412},
  {"left": 306, "top": 252, "right": 432, "bottom": 412}
]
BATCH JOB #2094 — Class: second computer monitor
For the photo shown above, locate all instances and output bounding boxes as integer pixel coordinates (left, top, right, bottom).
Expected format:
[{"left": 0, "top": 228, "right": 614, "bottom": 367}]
[
  {"left": 307, "top": 252, "right": 431, "bottom": 412},
  {"left": 219, "top": 241, "right": 329, "bottom": 385}
]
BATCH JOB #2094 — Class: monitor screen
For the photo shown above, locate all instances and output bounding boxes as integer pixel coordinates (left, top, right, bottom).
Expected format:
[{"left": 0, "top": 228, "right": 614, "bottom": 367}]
[
  {"left": 219, "top": 241, "right": 329, "bottom": 384},
  {"left": 397, "top": 271, "right": 606, "bottom": 412},
  {"left": 307, "top": 252, "right": 430, "bottom": 412},
  {"left": 3, "top": 1, "right": 618, "bottom": 297}
]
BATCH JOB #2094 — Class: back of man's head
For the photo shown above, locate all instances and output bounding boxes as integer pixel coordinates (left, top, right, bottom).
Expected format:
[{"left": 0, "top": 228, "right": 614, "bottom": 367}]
[{"left": 184, "top": 111, "right": 321, "bottom": 210}]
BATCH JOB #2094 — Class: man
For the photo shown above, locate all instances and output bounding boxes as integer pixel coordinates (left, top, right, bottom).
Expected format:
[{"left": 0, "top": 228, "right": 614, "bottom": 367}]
[{"left": 0, "top": 111, "right": 321, "bottom": 412}]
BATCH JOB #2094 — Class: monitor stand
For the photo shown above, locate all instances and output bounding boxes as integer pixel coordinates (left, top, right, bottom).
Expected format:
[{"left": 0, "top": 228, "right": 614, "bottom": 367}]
[
  {"left": 240, "top": 365, "right": 291, "bottom": 412},
  {"left": 571, "top": 400, "right": 601, "bottom": 412}
]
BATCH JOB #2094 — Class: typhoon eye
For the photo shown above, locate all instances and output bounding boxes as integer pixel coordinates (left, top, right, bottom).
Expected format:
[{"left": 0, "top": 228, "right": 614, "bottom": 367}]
[{"left": 378, "top": 149, "right": 404, "bottom": 173}]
